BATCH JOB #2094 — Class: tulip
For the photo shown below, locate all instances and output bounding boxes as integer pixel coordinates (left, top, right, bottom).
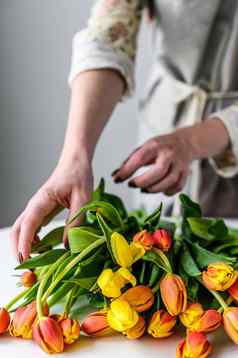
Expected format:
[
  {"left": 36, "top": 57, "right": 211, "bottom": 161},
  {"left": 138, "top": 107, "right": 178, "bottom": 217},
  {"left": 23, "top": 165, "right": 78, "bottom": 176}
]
[
  {"left": 32, "top": 317, "right": 64, "bottom": 353},
  {"left": 120, "top": 285, "right": 154, "bottom": 312},
  {"left": 21, "top": 271, "right": 37, "bottom": 288},
  {"left": 148, "top": 309, "right": 177, "bottom": 338},
  {"left": 133, "top": 230, "right": 154, "bottom": 251},
  {"left": 97, "top": 267, "right": 136, "bottom": 298},
  {"left": 111, "top": 232, "right": 145, "bottom": 268},
  {"left": 179, "top": 303, "right": 221, "bottom": 333},
  {"left": 124, "top": 316, "right": 145, "bottom": 339},
  {"left": 202, "top": 262, "right": 237, "bottom": 291},
  {"left": 82, "top": 311, "right": 114, "bottom": 336},
  {"left": 223, "top": 307, "right": 238, "bottom": 344},
  {"left": 59, "top": 317, "right": 80, "bottom": 345},
  {"left": 152, "top": 229, "right": 172, "bottom": 251},
  {"left": 0, "top": 308, "right": 10, "bottom": 334},
  {"left": 9, "top": 301, "right": 48, "bottom": 339},
  {"left": 179, "top": 303, "right": 204, "bottom": 330},
  {"left": 107, "top": 298, "right": 139, "bottom": 332},
  {"left": 176, "top": 332, "right": 212, "bottom": 358},
  {"left": 160, "top": 273, "right": 187, "bottom": 316},
  {"left": 228, "top": 278, "right": 238, "bottom": 301}
]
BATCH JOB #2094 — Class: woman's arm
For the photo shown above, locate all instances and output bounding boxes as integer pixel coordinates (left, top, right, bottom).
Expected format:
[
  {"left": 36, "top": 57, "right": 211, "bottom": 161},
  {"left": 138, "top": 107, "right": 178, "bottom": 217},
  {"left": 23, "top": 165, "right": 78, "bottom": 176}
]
[{"left": 11, "top": 69, "right": 124, "bottom": 261}]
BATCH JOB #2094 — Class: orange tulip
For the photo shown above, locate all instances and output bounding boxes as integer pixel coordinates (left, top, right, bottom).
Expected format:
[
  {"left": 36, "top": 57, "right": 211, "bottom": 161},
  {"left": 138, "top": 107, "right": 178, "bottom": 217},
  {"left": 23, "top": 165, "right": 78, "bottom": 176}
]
[
  {"left": 223, "top": 307, "right": 238, "bottom": 344},
  {"left": 32, "top": 317, "right": 64, "bottom": 353},
  {"left": 124, "top": 316, "right": 145, "bottom": 339},
  {"left": 120, "top": 285, "right": 154, "bottom": 312},
  {"left": 21, "top": 271, "right": 37, "bottom": 288},
  {"left": 148, "top": 309, "right": 177, "bottom": 338},
  {"left": 176, "top": 332, "right": 212, "bottom": 358},
  {"left": 81, "top": 311, "right": 114, "bottom": 337},
  {"left": 202, "top": 262, "right": 237, "bottom": 291},
  {"left": 57, "top": 316, "right": 80, "bottom": 345},
  {"left": 228, "top": 278, "right": 238, "bottom": 301},
  {"left": 160, "top": 274, "right": 187, "bottom": 316},
  {"left": 133, "top": 230, "right": 154, "bottom": 251},
  {"left": 9, "top": 301, "right": 48, "bottom": 339},
  {"left": 152, "top": 229, "right": 172, "bottom": 251},
  {"left": 0, "top": 308, "right": 10, "bottom": 334},
  {"left": 180, "top": 303, "right": 221, "bottom": 333}
]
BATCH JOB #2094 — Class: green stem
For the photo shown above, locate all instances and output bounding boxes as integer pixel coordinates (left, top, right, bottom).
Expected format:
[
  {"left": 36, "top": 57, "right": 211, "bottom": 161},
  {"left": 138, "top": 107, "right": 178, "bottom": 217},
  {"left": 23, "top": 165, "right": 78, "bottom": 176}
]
[
  {"left": 5, "top": 288, "right": 31, "bottom": 310},
  {"left": 36, "top": 252, "right": 70, "bottom": 319},
  {"left": 152, "top": 280, "right": 161, "bottom": 294},
  {"left": 63, "top": 267, "right": 81, "bottom": 315},
  {"left": 42, "top": 238, "right": 106, "bottom": 302}
]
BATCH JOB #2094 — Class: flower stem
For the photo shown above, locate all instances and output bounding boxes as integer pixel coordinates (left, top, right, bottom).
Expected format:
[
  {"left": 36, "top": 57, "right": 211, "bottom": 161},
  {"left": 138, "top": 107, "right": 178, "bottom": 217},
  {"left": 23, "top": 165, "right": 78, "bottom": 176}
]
[
  {"left": 42, "top": 238, "right": 106, "bottom": 302},
  {"left": 36, "top": 252, "right": 70, "bottom": 319},
  {"left": 5, "top": 288, "right": 31, "bottom": 310}
]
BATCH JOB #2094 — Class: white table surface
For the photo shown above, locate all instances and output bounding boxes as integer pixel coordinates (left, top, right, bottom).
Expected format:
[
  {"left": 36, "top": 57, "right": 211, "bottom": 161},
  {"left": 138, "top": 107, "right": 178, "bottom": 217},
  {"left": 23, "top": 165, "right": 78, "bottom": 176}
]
[{"left": 0, "top": 221, "right": 238, "bottom": 357}]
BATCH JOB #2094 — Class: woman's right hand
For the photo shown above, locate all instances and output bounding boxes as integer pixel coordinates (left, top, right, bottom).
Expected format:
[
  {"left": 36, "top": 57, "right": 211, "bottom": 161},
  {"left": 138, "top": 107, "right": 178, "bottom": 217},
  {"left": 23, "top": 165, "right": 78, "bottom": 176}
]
[{"left": 10, "top": 152, "right": 93, "bottom": 262}]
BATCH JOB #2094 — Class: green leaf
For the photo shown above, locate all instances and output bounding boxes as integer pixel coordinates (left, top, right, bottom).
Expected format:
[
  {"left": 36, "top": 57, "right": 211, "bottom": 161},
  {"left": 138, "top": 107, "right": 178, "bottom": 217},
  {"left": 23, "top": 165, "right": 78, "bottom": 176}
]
[
  {"left": 187, "top": 278, "right": 200, "bottom": 301},
  {"left": 179, "top": 244, "right": 201, "bottom": 277},
  {"left": 96, "top": 213, "right": 116, "bottom": 263},
  {"left": 64, "top": 277, "right": 97, "bottom": 290},
  {"left": 187, "top": 218, "right": 214, "bottom": 240},
  {"left": 68, "top": 226, "right": 103, "bottom": 254},
  {"left": 142, "top": 251, "right": 170, "bottom": 272},
  {"left": 149, "top": 264, "right": 161, "bottom": 287},
  {"left": 31, "top": 227, "right": 64, "bottom": 253},
  {"left": 143, "top": 203, "right": 162, "bottom": 231},
  {"left": 129, "top": 208, "right": 147, "bottom": 226},
  {"left": 15, "top": 249, "right": 67, "bottom": 270},
  {"left": 208, "top": 219, "right": 228, "bottom": 238},
  {"left": 93, "top": 178, "right": 105, "bottom": 201},
  {"left": 102, "top": 192, "right": 128, "bottom": 219},
  {"left": 180, "top": 194, "right": 202, "bottom": 218},
  {"left": 186, "top": 240, "right": 236, "bottom": 268}
]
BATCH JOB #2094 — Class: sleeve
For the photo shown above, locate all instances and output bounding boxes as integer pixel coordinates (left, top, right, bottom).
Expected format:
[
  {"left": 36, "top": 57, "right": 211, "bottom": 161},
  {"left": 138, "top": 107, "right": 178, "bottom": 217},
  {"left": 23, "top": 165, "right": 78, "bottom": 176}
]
[
  {"left": 208, "top": 104, "right": 238, "bottom": 178},
  {"left": 68, "top": 0, "right": 144, "bottom": 99}
]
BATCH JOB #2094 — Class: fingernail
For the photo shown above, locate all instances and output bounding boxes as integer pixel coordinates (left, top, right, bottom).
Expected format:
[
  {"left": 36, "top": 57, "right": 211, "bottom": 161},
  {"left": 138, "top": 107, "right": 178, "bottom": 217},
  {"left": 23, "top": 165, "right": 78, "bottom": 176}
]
[
  {"left": 141, "top": 188, "right": 149, "bottom": 193},
  {"left": 128, "top": 181, "right": 137, "bottom": 188},
  {"left": 114, "top": 177, "right": 123, "bottom": 183},
  {"left": 111, "top": 169, "right": 120, "bottom": 177},
  {"left": 18, "top": 252, "right": 24, "bottom": 264},
  {"left": 64, "top": 238, "right": 69, "bottom": 249}
]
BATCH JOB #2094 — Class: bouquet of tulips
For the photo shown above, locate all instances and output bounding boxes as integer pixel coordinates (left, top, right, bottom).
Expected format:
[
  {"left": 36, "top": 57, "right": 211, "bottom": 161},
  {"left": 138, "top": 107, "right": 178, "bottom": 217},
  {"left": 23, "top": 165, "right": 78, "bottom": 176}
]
[{"left": 1, "top": 179, "right": 238, "bottom": 357}]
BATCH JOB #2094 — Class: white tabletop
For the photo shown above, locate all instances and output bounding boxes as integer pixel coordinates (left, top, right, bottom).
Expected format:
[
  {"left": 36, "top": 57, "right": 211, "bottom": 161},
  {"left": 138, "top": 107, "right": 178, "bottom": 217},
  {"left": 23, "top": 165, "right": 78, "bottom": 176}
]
[{"left": 0, "top": 222, "right": 238, "bottom": 357}]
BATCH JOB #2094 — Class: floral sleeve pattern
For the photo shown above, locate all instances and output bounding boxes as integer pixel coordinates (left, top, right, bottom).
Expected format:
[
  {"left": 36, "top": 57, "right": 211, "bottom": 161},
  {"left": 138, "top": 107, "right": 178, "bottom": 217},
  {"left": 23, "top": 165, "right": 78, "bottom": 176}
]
[
  {"left": 88, "top": 0, "right": 144, "bottom": 61},
  {"left": 68, "top": 0, "right": 144, "bottom": 97}
]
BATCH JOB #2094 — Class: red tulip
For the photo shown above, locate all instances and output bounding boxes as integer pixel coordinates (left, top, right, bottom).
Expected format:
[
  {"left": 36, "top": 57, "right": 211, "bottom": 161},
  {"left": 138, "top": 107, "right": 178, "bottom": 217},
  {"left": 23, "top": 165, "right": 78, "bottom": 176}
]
[
  {"left": 0, "top": 308, "right": 10, "bottom": 334},
  {"left": 32, "top": 317, "right": 64, "bottom": 353},
  {"left": 228, "top": 278, "right": 238, "bottom": 301},
  {"left": 176, "top": 332, "right": 212, "bottom": 358},
  {"left": 81, "top": 311, "right": 114, "bottom": 337},
  {"left": 152, "top": 229, "right": 172, "bottom": 251},
  {"left": 133, "top": 230, "right": 154, "bottom": 251}
]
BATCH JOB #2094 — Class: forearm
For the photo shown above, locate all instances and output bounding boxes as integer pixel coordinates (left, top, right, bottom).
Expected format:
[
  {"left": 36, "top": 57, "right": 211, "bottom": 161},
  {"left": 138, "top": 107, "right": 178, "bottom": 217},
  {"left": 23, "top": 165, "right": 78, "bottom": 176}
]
[
  {"left": 176, "top": 118, "right": 230, "bottom": 160},
  {"left": 60, "top": 69, "right": 124, "bottom": 163}
]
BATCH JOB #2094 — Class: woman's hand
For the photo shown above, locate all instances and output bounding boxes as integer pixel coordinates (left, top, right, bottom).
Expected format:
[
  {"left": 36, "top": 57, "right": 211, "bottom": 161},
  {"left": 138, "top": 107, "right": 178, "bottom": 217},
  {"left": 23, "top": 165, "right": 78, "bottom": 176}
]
[
  {"left": 10, "top": 153, "right": 93, "bottom": 262},
  {"left": 112, "top": 118, "right": 230, "bottom": 195}
]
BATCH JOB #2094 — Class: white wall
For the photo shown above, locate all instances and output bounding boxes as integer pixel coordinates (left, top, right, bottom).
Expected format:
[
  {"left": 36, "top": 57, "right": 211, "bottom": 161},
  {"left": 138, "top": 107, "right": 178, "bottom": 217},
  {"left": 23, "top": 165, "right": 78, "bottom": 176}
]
[{"left": 0, "top": 1, "right": 151, "bottom": 227}]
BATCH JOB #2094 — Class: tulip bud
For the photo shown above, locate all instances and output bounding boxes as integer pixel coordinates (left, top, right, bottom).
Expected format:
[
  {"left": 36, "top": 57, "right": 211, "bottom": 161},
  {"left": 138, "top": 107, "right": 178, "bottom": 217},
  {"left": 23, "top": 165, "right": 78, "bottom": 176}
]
[
  {"left": 9, "top": 301, "right": 37, "bottom": 339},
  {"left": 176, "top": 332, "right": 212, "bottom": 358},
  {"left": 21, "top": 271, "right": 37, "bottom": 288},
  {"left": 59, "top": 317, "right": 80, "bottom": 345},
  {"left": 97, "top": 268, "right": 136, "bottom": 298},
  {"left": 32, "top": 317, "right": 64, "bottom": 353},
  {"left": 82, "top": 311, "right": 114, "bottom": 337},
  {"left": 228, "top": 278, "right": 238, "bottom": 301},
  {"left": 223, "top": 307, "right": 238, "bottom": 344},
  {"left": 160, "top": 274, "right": 187, "bottom": 316},
  {"left": 152, "top": 229, "right": 172, "bottom": 251},
  {"left": 202, "top": 262, "right": 237, "bottom": 291},
  {"left": 124, "top": 316, "right": 145, "bottom": 339},
  {"left": 107, "top": 298, "right": 139, "bottom": 332},
  {"left": 0, "top": 308, "right": 10, "bottom": 334},
  {"left": 180, "top": 303, "right": 221, "bottom": 333},
  {"left": 133, "top": 230, "right": 154, "bottom": 251},
  {"left": 120, "top": 285, "right": 154, "bottom": 312},
  {"left": 148, "top": 309, "right": 177, "bottom": 338}
]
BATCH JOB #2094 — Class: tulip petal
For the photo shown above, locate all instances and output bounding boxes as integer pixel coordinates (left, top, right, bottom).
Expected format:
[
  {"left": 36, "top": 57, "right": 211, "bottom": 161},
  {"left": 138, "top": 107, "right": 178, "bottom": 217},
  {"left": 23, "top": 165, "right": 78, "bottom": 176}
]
[{"left": 111, "top": 233, "right": 133, "bottom": 268}]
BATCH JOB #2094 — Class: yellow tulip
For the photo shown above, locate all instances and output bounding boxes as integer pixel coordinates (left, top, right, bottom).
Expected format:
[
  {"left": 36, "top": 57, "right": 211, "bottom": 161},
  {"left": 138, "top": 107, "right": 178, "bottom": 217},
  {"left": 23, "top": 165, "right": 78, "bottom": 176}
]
[
  {"left": 179, "top": 303, "right": 204, "bottom": 330},
  {"left": 111, "top": 233, "right": 145, "bottom": 268},
  {"left": 148, "top": 309, "right": 177, "bottom": 338},
  {"left": 202, "top": 262, "right": 237, "bottom": 291},
  {"left": 97, "top": 268, "right": 136, "bottom": 298},
  {"left": 124, "top": 316, "right": 145, "bottom": 339},
  {"left": 107, "top": 298, "right": 139, "bottom": 332}
]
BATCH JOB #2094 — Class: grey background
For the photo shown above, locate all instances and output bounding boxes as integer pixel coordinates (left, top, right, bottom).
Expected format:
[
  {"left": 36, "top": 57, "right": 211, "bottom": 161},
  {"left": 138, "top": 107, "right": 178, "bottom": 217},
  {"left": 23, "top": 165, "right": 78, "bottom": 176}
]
[{"left": 0, "top": 1, "right": 151, "bottom": 227}]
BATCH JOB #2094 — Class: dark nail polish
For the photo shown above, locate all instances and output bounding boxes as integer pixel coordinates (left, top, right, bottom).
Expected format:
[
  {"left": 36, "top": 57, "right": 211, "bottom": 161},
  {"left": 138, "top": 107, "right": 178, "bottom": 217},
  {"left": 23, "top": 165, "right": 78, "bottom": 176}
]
[
  {"left": 18, "top": 252, "right": 23, "bottom": 264},
  {"left": 141, "top": 188, "right": 149, "bottom": 193},
  {"left": 128, "top": 181, "right": 137, "bottom": 188},
  {"left": 114, "top": 177, "right": 123, "bottom": 183},
  {"left": 111, "top": 169, "right": 120, "bottom": 177}
]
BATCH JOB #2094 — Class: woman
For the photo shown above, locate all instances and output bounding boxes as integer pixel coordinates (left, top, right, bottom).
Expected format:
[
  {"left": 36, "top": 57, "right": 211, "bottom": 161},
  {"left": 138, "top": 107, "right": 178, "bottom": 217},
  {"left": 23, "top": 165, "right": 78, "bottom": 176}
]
[{"left": 11, "top": 0, "right": 238, "bottom": 261}]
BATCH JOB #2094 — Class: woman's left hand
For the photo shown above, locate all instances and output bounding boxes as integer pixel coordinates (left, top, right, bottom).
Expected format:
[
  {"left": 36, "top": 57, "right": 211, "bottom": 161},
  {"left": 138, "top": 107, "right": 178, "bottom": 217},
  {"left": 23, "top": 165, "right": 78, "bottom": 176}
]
[{"left": 111, "top": 119, "right": 229, "bottom": 195}]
